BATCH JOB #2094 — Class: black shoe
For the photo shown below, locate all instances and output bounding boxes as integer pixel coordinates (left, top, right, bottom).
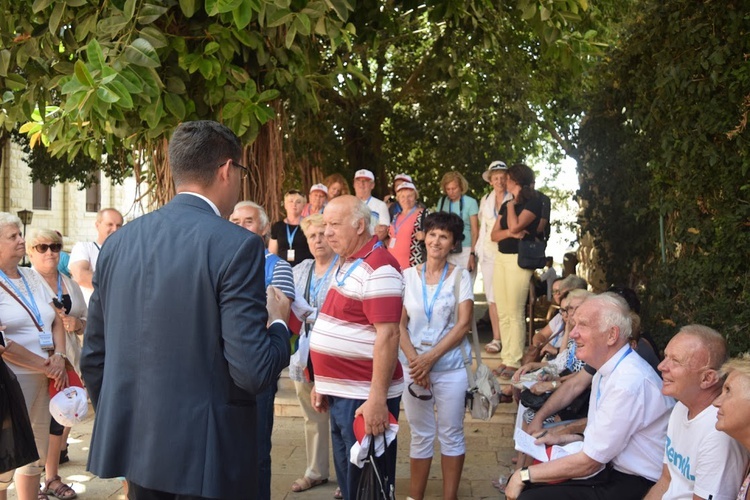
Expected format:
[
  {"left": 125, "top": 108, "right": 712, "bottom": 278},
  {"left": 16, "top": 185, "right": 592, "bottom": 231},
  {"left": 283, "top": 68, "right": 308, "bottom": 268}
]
[{"left": 59, "top": 446, "right": 69, "bottom": 464}]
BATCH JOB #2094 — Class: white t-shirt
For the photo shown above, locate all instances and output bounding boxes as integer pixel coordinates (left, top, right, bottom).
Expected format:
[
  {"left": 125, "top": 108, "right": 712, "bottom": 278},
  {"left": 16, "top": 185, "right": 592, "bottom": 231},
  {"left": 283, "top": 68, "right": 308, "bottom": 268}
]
[
  {"left": 366, "top": 197, "right": 391, "bottom": 230},
  {"left": 583, "top": 344, "right": 675, "bottom": 482},
  {"left": 400, "top": 265, "right": 473, "bottom": 372},
  {"left": 69, "top": 241, "right": 100, "bottom": 304},
  {"left": 0, "top": 267, "right": 56, "bottom": 374},
  {"left": 663, "top": 402, "right": 750, "bottom": 500},
  {"left": 476, "top": 191, "right": 512, "bottom": 260}
]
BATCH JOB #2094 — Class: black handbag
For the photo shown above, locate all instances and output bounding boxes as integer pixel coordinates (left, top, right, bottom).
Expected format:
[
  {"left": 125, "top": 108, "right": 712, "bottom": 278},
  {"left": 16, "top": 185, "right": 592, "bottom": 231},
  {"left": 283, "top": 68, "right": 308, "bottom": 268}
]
[
  {"left": 517, "top": 239, "right": 547, "bottom": 270},
  {"left": 0, "top": 340, "right": 40, "bottom": 474},
  {"left": 355, "top": 436, "right": 395, "bottom": 500}
]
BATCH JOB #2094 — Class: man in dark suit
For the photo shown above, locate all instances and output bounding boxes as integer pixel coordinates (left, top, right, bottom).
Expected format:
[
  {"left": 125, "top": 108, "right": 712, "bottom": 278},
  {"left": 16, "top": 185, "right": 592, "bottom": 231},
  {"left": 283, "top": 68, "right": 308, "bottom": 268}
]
[{"left": 80, "top": 120, "right": 291, "bottom": 499}]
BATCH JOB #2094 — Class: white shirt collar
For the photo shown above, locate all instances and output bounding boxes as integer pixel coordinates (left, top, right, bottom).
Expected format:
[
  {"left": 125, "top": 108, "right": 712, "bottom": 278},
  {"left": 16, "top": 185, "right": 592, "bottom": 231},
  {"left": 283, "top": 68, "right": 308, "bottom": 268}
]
[{"left": 180, "top": 192, "right": 221, "bottom": 217}]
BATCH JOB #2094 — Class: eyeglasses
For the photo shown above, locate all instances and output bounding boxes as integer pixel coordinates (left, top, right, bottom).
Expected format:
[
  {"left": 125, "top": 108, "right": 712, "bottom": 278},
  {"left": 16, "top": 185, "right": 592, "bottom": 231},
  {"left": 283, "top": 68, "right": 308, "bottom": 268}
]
[
  {"left": 33, "top": 243, "right": 62, "bottom": 253},
  {"left": 220, "top": 160, "right": 249, "bottom": 178},
  {"left": 560, "top": 305, "right": 578, "bottom": 316},
  {"left": 408, "top": 382, "right": 433, "bottom": 401}
]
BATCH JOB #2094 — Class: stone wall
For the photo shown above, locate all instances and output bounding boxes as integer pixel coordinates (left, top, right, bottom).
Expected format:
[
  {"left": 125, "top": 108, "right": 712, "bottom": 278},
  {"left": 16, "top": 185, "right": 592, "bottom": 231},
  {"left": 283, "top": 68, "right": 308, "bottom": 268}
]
[{"left": 0, "top": 137, "right": 149, "bottom": 250}]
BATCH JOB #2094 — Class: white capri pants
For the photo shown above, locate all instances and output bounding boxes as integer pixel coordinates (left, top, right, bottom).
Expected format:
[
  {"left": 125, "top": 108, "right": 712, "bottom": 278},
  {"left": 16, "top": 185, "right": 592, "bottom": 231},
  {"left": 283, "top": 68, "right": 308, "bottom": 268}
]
[
  {"left": 478, "top": 252, "right": 497, "bottom": 303},
  {"left": 402, "top": 366, "right": 468, "bottom": 459},
  {"left": 0, "top": 372, "right": 50, "bottom": 490}
]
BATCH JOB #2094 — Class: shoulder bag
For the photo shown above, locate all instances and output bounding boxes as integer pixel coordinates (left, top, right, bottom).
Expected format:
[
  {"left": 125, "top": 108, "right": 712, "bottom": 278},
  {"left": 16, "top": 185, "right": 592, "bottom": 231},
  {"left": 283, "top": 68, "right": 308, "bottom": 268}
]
[
  {"left": 454, "top": 272, "right": 503, "bottom": 420},
  {"left": 517, "top": 238, "right": 547, "bottom": 270}
]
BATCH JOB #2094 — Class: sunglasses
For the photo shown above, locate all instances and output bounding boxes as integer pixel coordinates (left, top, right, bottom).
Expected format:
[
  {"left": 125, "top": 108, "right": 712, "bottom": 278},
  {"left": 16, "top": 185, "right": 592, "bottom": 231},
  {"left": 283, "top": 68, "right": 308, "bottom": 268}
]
[
  {"left": 408, "top": 382, "right": 433, "bottom": 401},
  {"left": 33, "top": 243, "right": 63, "bottom": 253}
]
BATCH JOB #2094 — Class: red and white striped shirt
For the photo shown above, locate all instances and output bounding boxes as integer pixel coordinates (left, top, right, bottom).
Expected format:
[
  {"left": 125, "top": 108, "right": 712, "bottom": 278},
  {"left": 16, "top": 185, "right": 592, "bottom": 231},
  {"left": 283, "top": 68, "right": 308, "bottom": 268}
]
[{"left": 310, "top": 236, "right": 404, "bottom": 399}]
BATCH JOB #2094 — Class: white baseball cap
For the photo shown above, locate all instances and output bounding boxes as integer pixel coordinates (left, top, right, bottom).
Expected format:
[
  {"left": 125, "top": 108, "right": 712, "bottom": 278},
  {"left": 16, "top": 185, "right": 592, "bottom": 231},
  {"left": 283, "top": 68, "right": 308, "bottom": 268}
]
[
  {"left": 396, "top": 182, "right": 416, "bottom": 192},
  {"left": 354, "top": 169, "right": 375, "bottom": 181},
  {"left": 482, "top": 160, "right": 508, "bottom": 183},
  {"left": 394, "top": 173, "right": 413, "bottom": 183},
  {"left": 309, "top": 183, "right": 328, "bottom": 195}
]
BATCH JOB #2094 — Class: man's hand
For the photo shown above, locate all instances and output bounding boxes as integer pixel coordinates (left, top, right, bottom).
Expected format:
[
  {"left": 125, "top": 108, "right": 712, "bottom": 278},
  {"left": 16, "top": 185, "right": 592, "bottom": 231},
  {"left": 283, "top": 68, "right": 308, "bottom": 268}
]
[
  {"left": 355, "top": 399, "right": 389, "bottom": 436},
  {"left": 266, "top": 285, "right": 291, "bottom": 325},
  {"left": 310, "top": 385, "right": 329, "bottom": 413},
  {"left": 503, "top": 469, "right": 525, "bottom": 500},
  {"left": 45, "top": 355, "right": 69, "bottom": 391}
]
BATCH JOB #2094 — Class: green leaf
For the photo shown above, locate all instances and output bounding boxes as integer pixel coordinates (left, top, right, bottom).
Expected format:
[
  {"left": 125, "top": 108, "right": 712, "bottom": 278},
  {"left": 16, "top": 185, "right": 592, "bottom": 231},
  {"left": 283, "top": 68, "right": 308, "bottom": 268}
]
[
  {"left": 222, "top": 101, "right": 242, "bottom": 119},
  {"left": 74, "top": 60, "right": 96, "bottom": 87},
  {"left": 205, "top": 0, "right": 219, "bottom": 15},
  {"left": 179, "top": 0, "right": 200, "bottom": 17},
  {"left": 32, "top": 0, "right": 53, "bottom": 13},
  {"left": 97, "top": 15, "right": 129, "bottom": 37},
  {"left": 165, "top": 76, "right": 186, "bottom": 94},
  {"left": 124, "top": 38, "right": 161, "bottom": 68},
  {"left": 61, "top": 77, "right": 88, "bottom": 94},
  {"left": 266, "top": 7, "right": 294, "bottom": 27},
  {"left": 123, "top": 0, "right": 136, "bottom": 21},
  {"left": 97, "top": 86, "right": 120, "bottom": 103},
  {"left": 75, "top": 12, "right": 98, "bottom": 41},
  {"left": 521, "top": 2, "right": 536, "bottom": 20},
  {"left": 139, "top": 26, "right": 169, "bottom": 48},
  {"left": 232, "top": 0, "right": 253, "bottom": 29},
  {"left": 138, "top": 4, "right": 169, "bottom": 24},
  {"left": 294, "top": 14, "right": 311, "bottom": 36},
  {"left": 323, "top": 0, "right": 352, "bottom": 22},
  {"left": 49, "top": 2, "right": 65, "bottom": 34},
  {"left": 216, "top": 0, "right": 243, "bottom": 14},
  {"left": 285, "top": 24, "right": 297, "bottom": 49},
  {"left": 0, "top": 50, "right": 10, "bottom": 77},
  {"left": 539, "top": 6, "right": 551, "bottom": 21},
  {"left": 142, "top": 93, "right": 163, "bottom": 128},
  {"left": 117, "top": 69, "right": 144, "bottom": 93},
  {"left": 164, "top": 93, "right": 186, "bottom": 119},
  {"left": 86, "top": 39, "right": 105, "bottom": 70},
  {"left": 198, "top": 58, "right": 213, "bottom": 79},
  {"left": 204, "top": 41, "right": 221, "bottom": 55},
  {"left": 66, "top": 0, "right": 89, "bottom": 6},
  {"left": 107, "top": 81, "right": 134, "bottom": 108},
  {"left": 257, "top": 89, "right": 280, "bottom": 103}
]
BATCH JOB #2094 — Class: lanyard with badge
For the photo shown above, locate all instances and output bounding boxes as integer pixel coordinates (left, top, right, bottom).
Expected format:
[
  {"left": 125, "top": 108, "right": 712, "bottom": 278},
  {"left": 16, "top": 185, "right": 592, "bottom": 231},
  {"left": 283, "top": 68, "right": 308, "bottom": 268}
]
[
  {"left": 419, "top": 262, "right": 449, "bottom": 347},
  {"left": 0, "top": 269, "right": 55, "bottom": 351},
  {"left": 335, "top": 241, "right": 383, "bottom": 287},
  {"left": 309, "top": 255, "right": 339, "bottom": 310},
  {"left": 595, "top": 347, "right": 632, "bottom": 407},
  {"left": 286, "top": 224, "right": 299, "bottom": 262},
  {"left": 389, "top": 206, "right": 417, "bottom": 248}
]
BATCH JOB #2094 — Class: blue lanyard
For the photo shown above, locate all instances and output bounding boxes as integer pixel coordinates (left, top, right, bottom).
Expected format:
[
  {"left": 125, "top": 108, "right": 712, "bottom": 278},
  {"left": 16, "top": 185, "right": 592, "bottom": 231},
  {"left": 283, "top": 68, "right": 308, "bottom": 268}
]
[
  {"left": 310, "top": 255, "right": 338, "bottom": 304},
  {"left": 286, "top": 224, "right": 299, "bottom": 247},
  {"left": 0, "top": 268, "right": 45, "bottom": 328},
  {"left": 56, "top": 273, "right": 63, "bottom": 301},
  {"left": 596, "top": 347, "right": 632, "bottom": 407},
  {"left": 335, "top": 241, "right": 383, "bottom": 287},
  {"left": 421, "top": 262, "right": 449, "bottom": 324},
  {"left": 392, "top": 206, "right": 417, "bottom": 235},
  {"left": 448, "top": 195, "right": 464, "bottom": 218}
]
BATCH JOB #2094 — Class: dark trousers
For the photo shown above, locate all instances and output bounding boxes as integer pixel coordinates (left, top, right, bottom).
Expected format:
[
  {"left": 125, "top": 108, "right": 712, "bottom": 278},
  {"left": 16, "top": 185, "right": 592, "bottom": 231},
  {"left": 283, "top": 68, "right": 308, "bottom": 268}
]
[
  {"left": 519, "top": 467, "right": 655, "bottom": 500},
  {"left": 255, "top": 378, "right": 279, "bottom": 500},
  {"left": 328, "top": 395, "right": 401, "bottom": 500},
  {"left": 127, "top": 481, "right": 210, "bottom": 500}
]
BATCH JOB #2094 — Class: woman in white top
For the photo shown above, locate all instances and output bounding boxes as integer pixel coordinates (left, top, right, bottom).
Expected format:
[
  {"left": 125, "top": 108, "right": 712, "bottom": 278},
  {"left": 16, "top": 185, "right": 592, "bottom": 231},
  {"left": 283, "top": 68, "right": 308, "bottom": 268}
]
[
  {"left": 0, "top": 213, "right": 67, "bottom": 500},
  {"left": 399, "top": 212, "right": 474, "bottom": 500},
  {"left": 29, "top": 228, "right": 87, "bottom": 499},
  {"left": 476, "top": 161, "right": 512, "bottom": 354}
]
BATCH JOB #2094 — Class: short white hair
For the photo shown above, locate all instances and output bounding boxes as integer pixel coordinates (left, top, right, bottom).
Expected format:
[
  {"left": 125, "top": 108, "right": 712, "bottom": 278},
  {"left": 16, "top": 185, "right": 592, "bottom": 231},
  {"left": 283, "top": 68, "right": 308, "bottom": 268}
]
[
  {"left": 585, "top": 292, "right": 632, "bottom": 342},
  {"left": 232, "top": 201, "right": 269, "bottom": 231},
  {"left": 0, "top": 212, "right": 22, "bottom": 232},
  {"left": 351, "top": 199, "right": 373, "bottom": 236}
]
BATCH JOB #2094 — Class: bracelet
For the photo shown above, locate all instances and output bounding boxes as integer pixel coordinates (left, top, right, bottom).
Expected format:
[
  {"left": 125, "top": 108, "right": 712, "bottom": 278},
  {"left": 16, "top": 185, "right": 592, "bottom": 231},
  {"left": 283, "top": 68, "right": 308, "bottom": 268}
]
[
  {"left": 53, "top": 351, "right": 68, "bottom": 360},
  {"left": 470, "top": 252, "right": 476, "bottom": 257}
]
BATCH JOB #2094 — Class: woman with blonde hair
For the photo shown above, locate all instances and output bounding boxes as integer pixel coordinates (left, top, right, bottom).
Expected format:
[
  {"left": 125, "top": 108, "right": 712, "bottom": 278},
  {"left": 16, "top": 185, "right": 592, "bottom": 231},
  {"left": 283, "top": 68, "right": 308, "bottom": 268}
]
[
  {"left": 714, "top": 356, "right": 750, "bottom": 499},
  {"left": 434, "top": 171, "right": 478, "bottom": 273},
  {"left": 28, "top": 228, "right": 86, "bottom": 499}
]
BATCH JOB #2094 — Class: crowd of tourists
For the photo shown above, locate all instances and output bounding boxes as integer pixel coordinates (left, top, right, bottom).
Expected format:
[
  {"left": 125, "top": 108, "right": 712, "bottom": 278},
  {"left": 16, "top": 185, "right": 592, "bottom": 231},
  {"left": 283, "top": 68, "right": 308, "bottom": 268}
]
[{"left": 1, "top": 119, "right": 749, "bottom": 500}]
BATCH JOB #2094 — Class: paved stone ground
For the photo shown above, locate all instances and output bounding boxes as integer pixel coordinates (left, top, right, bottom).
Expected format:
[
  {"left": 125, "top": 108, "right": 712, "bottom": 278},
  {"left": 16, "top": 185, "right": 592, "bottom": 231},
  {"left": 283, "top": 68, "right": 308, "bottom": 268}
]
[{"left": 9, "top": 297, "right": 528, "bottom": 499}]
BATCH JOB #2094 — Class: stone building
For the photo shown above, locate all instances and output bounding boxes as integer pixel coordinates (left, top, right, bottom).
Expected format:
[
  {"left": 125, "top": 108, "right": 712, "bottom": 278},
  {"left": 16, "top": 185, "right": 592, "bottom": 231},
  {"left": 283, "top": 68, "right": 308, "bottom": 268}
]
[{"left": 0, "top": 138, "right": 149, "bottom": 249}]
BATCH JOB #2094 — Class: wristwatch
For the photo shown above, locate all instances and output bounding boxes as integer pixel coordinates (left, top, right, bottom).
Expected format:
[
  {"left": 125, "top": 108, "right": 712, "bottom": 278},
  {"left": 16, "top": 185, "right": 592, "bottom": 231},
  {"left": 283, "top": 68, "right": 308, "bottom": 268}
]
[
  {"left": 53, "top": 351, "right": 68, "bottom": 360},
  {"left": 519, "top": 467, "right": 532, "bottom": 485}
]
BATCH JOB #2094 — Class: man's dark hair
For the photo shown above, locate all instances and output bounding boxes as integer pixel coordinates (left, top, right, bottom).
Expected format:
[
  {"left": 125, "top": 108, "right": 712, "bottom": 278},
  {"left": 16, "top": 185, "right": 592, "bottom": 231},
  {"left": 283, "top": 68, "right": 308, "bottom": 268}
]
[
  {"left": 423, "top": 212, "right": 464, "bottom": 245},
  {"left": 168, "top": 121, "right": 242, "bottom": 187}
]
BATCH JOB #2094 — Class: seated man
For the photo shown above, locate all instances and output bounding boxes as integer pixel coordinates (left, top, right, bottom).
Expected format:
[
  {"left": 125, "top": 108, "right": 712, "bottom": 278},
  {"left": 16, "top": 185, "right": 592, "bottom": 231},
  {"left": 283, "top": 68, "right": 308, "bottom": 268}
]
[
  {"left": 504, "top": 293, "right": 675, "bottom": 500},
  {"left": 644, "top": 325, "right": 749, "bottom": 500}
]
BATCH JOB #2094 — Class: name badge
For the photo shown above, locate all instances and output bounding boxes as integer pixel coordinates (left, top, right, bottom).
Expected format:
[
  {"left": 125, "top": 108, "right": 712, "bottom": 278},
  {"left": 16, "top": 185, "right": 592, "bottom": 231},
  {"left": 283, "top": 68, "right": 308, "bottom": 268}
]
[
  {"left": 286, "top": 249, "right": 296, "bottom": 262},
  {"left": 39, "top": 331, "right": 55, "bottom": 351},
  {"left": 420, "top": 327, "right": 436, "bottom": 347},
  {"left": 389, "top": 237, "right": 397, "bottom": 248}
]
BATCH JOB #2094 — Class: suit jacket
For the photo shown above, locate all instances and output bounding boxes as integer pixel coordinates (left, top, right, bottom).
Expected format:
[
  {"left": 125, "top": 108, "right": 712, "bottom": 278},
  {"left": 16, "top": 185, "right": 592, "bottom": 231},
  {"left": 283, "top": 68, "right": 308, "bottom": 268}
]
[{"left": 80, "top": 194, "right": 290, "bottom": 499}]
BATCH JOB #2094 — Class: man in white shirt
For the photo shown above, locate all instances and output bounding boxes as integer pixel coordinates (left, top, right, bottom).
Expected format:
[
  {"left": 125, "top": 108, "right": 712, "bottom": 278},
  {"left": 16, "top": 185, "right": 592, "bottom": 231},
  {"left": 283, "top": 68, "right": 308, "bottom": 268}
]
[
  {"left": 352, "top": 169, "right": 390, "bottom": 241},
  {"left": 505, "top": 293, "right": 675, "bottom": 500},
  {"left": 644, "top": 325, "right": 749, "bottom": 500},
  {"left": 69, "top": 208, "right": 123, "bottom": 305}
]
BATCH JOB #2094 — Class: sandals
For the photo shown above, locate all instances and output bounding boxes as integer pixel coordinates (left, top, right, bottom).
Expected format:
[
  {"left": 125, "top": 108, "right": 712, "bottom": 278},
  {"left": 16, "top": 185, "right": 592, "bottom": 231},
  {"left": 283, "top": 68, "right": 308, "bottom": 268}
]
[
  {"left": 491, "top": 364, "right": 507, "bottom": 377},
  {"left": 291, "top": 476, "right": 328, "bottom": 493},
  {"left": 38, "top": 492, "right": 49, "bottom": 500},
  {"left": 44, "top": 475, "right": 77, "bottom": 500},
  {"left": 498, "top": 367, "right": 518, "bottom": 380},
  {"left": 334, "top": 486, "right": 343, "bottom": 499},
  {"left": 485, "top": 339, "right": 502, "bottom": 354}
]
